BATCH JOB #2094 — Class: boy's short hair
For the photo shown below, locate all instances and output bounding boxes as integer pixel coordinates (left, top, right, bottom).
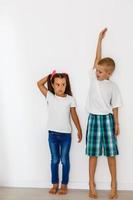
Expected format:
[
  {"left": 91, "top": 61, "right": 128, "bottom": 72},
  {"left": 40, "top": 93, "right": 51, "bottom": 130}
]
[{"left": 98, "top": 57, "right": 115, "bottom": 73}]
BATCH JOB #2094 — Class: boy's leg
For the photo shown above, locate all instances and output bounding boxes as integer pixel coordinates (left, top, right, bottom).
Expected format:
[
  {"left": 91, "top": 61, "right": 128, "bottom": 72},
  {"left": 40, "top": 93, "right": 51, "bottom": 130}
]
[
  {"left": 89, "top": 156, "right": 97, "bottom": 184},
  {"left": 89, "top": 156, "right": 98, "bottom": 199},
  {"left": 107, "top": 156, "right": 118, "bottom": 199},
  {"left": 103, "top": 114, "right": 119, "bottom": 198}
]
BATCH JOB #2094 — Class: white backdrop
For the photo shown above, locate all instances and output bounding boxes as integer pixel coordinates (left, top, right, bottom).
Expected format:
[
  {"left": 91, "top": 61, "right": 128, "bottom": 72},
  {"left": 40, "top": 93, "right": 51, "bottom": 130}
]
[{"left": 0, "top": 0, "right": 133, "bottom": 190}]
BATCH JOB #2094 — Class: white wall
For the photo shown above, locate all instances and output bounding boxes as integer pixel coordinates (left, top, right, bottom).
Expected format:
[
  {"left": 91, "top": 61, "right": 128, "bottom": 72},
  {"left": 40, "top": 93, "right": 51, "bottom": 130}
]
[{"left": 0, "top": 0, "right": 133, "bottom": 190}]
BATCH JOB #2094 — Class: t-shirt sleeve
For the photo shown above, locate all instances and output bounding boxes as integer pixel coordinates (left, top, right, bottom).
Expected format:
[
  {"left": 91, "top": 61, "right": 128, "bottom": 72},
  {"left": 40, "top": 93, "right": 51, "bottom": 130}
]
[
  {"left": 45, "top": 90, "right": 54, "bottom": 103},
  {"left": 70, "top": 96, "right": 76, "bottom": 108},
  {"left": 111, "top": 83, "right": 123, "bottom": 108}
]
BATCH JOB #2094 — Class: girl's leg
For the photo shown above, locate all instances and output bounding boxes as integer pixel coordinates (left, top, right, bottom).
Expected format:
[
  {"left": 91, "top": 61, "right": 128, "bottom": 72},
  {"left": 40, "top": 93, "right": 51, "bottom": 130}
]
[
  {"left": 107, "top": 156, "right": 118, "bottom": 199},
  {"left": 48, "top": 132, "right": 60, "bottom": 194},
  {"left": 89, "top": 156, "right": 98, "bottom": 199},
  {"left": 58, "top": 133, "right": 71, "bottom": 195}
]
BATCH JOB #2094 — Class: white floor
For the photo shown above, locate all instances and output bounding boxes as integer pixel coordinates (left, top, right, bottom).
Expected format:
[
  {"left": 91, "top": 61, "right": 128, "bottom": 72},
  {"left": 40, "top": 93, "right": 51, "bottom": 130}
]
[{"left": 0, "top": 187, "right": 133, "bottom": 200}]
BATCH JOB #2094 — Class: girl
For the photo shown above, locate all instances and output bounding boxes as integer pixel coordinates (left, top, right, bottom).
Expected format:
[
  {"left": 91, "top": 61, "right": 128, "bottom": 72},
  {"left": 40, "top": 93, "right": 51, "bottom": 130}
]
[{"left": 37, "top": 70, "right": 82, "bottom": 195}]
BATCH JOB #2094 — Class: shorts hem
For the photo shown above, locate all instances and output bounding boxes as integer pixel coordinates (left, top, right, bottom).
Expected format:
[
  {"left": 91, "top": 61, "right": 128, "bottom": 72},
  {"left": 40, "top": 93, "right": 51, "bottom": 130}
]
[
  {"left": 104, "top": 153, "right": 119, "bottom": 157},
  {"left": 85, "top": 153, "right": 102, "bottom": 157},
  {"left": 85, "top": 152, "right": 119, "bottom": 157}
]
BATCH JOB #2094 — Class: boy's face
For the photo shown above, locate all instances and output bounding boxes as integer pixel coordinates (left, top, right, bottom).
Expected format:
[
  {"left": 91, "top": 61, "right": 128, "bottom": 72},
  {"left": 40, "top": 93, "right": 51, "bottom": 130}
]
[
  {"left": 96, "top": 65, "right": 111, "bottom": 81},
  {"left": 52, "top": 77, "right": 67, "bottom": 96}
]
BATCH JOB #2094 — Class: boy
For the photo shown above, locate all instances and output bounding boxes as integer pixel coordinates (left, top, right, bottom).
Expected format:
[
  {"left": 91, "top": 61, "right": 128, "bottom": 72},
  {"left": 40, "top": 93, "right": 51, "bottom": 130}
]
[{"left": 85, "top": 28, "right": 122, "bottom": 199}]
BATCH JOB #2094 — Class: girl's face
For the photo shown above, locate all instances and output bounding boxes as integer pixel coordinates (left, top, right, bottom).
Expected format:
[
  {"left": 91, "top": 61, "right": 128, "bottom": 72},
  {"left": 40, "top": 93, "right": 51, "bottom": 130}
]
[
  {"left": 52, "top": 77, "right": 67, "bottom": 96},
  {"left": 96, "top": 65, "right": 111, "bottom": 80}
]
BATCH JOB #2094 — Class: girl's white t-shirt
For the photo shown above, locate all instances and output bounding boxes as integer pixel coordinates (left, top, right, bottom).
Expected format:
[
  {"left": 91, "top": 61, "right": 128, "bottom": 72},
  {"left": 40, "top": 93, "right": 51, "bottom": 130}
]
[
  {"left": 46, "top": 91, "right": 76, "bottom": 133},
  {"left": 86, "top": 69, "right": 122, "bottom": 115}
]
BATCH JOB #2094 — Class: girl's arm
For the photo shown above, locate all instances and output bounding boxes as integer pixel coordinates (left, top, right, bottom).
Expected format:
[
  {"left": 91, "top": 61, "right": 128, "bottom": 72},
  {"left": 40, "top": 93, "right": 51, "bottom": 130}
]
[
  {"left": 70, "top": 107, "right": 82, "bottom": 142},
  {"left": 37, "top": 75, "right": 49, "bottom": 96},
  {"left": 93, "top": 28, "right": 107, "bottom": 69},
  {"left": 112, "top": 107, "right": 120, "bottom": 136}
]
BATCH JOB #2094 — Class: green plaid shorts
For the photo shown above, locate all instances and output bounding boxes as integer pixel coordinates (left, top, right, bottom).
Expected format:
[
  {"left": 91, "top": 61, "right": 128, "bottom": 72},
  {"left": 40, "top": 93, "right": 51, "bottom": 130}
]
[{"left": 85, "top": 113, "right": 119, "bottom": 157}]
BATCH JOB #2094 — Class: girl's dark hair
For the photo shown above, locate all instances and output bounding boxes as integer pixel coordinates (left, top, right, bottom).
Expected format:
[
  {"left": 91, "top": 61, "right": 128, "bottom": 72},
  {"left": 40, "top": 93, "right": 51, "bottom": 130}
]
[{"left": 47, "top": 73, "right": 72, "bottom": 96}]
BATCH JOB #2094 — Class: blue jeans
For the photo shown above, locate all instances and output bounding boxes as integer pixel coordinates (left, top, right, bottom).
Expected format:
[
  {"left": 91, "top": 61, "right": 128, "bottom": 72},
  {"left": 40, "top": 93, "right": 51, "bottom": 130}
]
[{"left": 48, "top": 130, "right": 71, "bottom": 185}]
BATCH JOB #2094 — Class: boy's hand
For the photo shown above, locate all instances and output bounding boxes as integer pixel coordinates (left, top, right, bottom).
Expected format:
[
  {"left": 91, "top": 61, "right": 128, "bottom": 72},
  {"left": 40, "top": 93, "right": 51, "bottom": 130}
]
[
  {"left": 115, "top": 123, "right": 120, "bottom": 136},
  {"left": 93, "top": 28, "right": 107, "bottom": 68},
  {"left": 99, "top": 28, "right": 107, "bottom": 40},
  {"left": 77, "top": 131, "right": 82, "bottom": 143}
]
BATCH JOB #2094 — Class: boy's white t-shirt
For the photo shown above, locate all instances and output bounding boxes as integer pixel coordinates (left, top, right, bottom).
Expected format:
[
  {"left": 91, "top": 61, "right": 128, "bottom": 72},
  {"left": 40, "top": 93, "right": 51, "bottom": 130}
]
[
  {"left": 86, "top": 68, "right": 122, "bottom": 115},
  {"left": 46, "top": 91, "right": 76, "bottom": 133}
]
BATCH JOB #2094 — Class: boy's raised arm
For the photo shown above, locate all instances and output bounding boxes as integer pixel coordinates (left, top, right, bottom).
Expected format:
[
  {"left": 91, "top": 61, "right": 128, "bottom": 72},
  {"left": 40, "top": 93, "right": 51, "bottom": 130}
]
[{"left": 93, "top": 28, "right": 107, "bottom": 69}]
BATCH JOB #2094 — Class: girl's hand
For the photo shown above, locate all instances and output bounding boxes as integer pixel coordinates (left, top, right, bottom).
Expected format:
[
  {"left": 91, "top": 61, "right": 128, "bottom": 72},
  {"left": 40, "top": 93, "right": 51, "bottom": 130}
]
[
  {"left": 77, "top": 131, "right": 82, "bottom": 143},
  {"left": 99, "top": 28, "right": 107, "bottom": 40},
  {"left": 115, "top": 123, "right": 120, "bottom": 136}
]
